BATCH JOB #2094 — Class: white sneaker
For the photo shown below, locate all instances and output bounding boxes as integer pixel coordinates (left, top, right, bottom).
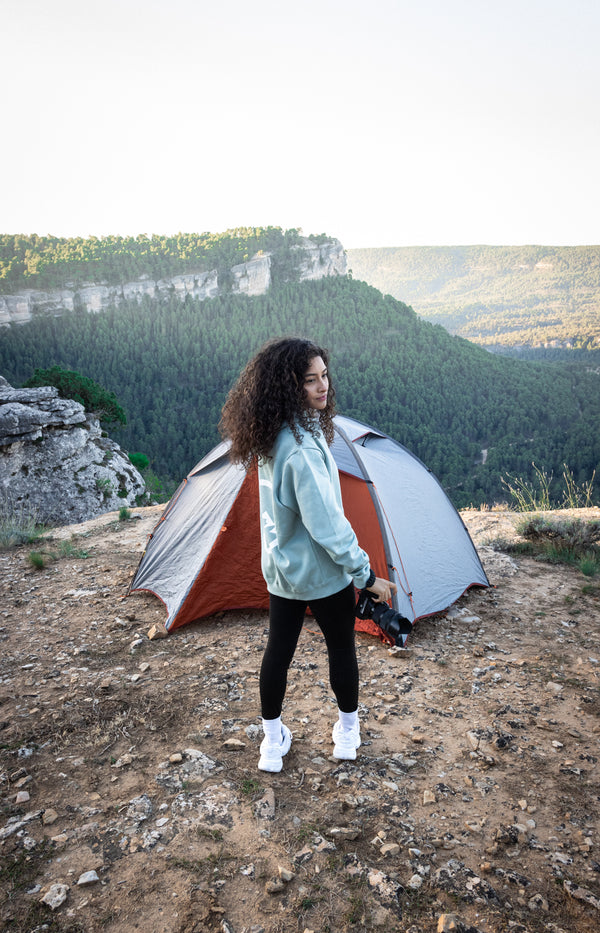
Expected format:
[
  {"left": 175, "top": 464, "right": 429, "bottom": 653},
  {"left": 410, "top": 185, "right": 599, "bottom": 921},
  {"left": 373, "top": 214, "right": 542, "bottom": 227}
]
[
  {"left": 258, "top": 723, "right": 292, "bottom": 772},
  {"left": 332, "top": 720, "right": 361, "bottom": 760}
]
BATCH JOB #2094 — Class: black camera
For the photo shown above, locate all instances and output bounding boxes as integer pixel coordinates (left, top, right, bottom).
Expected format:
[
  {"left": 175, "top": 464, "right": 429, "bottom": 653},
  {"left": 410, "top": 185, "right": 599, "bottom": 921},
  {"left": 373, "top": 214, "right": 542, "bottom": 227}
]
[{"left": 355, "top": 588, "right": 413, "bottom": 645}]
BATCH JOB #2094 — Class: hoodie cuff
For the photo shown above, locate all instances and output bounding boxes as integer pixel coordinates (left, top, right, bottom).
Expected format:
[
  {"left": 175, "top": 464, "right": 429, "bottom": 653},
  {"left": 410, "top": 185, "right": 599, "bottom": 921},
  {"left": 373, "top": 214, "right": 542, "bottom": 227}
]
[{"left": 364, "top": 569, "right": 376, "bottom": 589}]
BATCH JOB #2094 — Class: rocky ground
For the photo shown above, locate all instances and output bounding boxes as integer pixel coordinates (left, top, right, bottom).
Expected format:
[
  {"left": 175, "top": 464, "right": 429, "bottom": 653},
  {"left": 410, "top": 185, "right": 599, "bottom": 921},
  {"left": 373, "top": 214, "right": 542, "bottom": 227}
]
[{"left": 0, "top": 505, "right": 599, "bottom": 933}]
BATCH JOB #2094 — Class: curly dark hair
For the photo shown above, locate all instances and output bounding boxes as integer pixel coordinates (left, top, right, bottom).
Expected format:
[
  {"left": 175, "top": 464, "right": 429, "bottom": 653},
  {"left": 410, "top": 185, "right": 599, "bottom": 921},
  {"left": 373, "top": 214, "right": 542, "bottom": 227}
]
[{"left": 219, "top": 337, "right": 336, "bottom": 467}]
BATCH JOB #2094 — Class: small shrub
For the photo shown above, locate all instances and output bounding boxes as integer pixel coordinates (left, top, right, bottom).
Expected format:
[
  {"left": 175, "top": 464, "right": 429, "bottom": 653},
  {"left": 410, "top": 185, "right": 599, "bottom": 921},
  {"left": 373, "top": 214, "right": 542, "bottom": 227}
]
[
  {"left": 95, "top": 476, "right": 113, "bottom": 500},
  {"left": 578, "top": 554, "right": 600, "bottom": 577},
  {"left": 516, "top": 515, "right": 600, "bottom": 551},
  {"left": 141, "top": 468, "right": 177, "bottom": 503},
  {"left": 507, "top": 515, "right": 600, "bottom": 576},
  {"left": 56, "top": 539, "right": 89, "bottom": 559},
  {"left": 28, "top": 551, "right": 46, "bottom": 569},
  {"left": 240, "top": 778, "right": 262, "bottom": 796},
  {"left": 129, "top": 451, "right": 149, "bottom": 472},
  {"left": 300, "top": 896, "right": 318, "bottom": 910},
  {"left": 0, "top": 497, "right": 43, "bottom": 548},
  {"left": 23, "top": 365, "right": 126, "bottom": 425},
  {"left": 119, "top": 506, "right": 131, "bottom": 521}
]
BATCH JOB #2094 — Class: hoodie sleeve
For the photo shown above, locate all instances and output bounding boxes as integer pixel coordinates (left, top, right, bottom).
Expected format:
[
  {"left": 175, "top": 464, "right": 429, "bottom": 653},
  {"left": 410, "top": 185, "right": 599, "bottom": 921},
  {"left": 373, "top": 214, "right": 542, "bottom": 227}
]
[{"left": 280, "top": 443, "right": 372, "bottom": 589}]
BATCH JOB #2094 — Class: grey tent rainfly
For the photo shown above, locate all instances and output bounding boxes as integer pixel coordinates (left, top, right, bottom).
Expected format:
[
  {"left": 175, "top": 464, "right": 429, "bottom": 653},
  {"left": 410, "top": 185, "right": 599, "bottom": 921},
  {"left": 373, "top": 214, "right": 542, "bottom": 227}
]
[{"left": 128, "top": 416, "right": 489, "bottom": 643}]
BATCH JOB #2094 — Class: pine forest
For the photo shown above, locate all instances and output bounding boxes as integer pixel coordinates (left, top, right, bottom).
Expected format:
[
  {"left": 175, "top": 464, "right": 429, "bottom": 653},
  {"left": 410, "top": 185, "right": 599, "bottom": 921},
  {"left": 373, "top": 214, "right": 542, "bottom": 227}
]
[{"left": 2, "top": 252, "right": 599, "bottom": 510}]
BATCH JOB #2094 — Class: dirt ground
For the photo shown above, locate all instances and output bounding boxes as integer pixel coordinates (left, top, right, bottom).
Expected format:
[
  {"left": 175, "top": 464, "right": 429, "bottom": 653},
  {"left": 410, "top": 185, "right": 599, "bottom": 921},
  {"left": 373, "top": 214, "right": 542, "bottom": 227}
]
[{"left": 1, "top": 505, "right": 599, "bottom": 933}]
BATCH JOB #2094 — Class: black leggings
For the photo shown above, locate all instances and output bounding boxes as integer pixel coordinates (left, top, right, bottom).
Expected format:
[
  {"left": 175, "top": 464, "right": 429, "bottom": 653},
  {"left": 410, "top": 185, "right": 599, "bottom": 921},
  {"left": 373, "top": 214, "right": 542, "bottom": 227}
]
[{"left": 259, "top": 583, "right": 359, "bottom": 720}]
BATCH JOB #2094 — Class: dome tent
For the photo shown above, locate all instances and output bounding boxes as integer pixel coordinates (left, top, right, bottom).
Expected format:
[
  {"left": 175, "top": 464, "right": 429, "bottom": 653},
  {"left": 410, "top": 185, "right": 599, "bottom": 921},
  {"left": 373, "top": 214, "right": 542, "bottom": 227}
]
[{"left": 128, "top": 415, "right": 489, "bottom": 643}]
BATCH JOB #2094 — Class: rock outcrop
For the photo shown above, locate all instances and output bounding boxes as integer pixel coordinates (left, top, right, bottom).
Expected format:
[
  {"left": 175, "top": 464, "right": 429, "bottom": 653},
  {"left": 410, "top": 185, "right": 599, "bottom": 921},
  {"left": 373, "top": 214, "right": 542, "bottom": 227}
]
[
  {"left": 0, "top": 377, "right": 146, "bottom": 525},
  {"left": 294, "top": 238, "right": 347, "bottom": 281},
  {"left": 0, "top": 238, "right": 347, "bottom": 325}
]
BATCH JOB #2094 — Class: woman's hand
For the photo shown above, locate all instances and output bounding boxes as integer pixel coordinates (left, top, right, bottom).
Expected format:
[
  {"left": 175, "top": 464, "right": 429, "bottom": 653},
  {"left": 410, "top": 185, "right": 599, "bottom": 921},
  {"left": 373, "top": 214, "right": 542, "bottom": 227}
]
[{"left": 367, "top": 577, "right": 398, "bottom": 603}]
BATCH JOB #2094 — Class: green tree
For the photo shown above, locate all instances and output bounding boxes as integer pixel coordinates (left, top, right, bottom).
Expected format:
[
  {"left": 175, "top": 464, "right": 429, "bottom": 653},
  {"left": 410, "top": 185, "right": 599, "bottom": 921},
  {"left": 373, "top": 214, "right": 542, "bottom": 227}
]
[
  {"left": 23, "top": 365, "right": 126, "bottom": 425},
  {"left": 128, "top": 451, "right": 150, "bottom": 471}
]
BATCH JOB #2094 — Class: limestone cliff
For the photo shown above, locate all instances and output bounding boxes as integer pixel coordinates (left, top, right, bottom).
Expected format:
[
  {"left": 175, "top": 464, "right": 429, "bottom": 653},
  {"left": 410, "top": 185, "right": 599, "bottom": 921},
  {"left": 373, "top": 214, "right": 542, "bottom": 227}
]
[
  {"left": 293, "top": 239, "right": 347, "bottom": 280},
  {"left": 0, "top": 377, "right": 146, "bottom": 525},
  {"left": 0, "top": 238, "right": 346, "bottom": 325}
]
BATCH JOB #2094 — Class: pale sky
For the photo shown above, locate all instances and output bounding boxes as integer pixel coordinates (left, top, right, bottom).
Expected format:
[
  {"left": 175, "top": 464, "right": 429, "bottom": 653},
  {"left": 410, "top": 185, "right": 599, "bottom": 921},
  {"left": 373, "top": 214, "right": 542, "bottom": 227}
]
[{"left": 2, "top": 0, "right": 599, "bottom": 247}]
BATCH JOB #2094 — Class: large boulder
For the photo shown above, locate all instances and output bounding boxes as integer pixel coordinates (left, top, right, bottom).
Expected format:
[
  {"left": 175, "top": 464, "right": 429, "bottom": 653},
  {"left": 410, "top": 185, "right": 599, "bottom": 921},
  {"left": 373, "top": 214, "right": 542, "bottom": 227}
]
[{"left": 0, "top": 376, "right": 146, "bottom": 525}]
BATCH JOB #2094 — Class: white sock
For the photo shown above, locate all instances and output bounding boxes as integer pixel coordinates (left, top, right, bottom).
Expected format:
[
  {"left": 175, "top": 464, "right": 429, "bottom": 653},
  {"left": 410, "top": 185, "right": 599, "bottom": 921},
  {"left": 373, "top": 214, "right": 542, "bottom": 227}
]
[
  {"left": 338, "top": 709, "right": 359, "bottom": 731},
  {"left": 262, "top": 716, "right": 283, "bottom": 743}
]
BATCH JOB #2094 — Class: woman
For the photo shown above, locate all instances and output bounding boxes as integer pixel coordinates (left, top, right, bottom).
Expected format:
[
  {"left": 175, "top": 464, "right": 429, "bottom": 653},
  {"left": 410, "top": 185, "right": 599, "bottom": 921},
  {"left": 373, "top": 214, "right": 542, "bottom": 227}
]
[{"left": 219, "top": 337, "right": 396, "bottom": 772}]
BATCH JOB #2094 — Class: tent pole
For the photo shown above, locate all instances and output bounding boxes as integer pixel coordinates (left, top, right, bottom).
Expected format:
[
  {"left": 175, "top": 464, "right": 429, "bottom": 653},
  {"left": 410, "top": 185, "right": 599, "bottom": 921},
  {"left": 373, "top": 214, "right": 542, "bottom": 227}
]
[{"left": 333, "top": 421, "right": 401, "bottom": 612}]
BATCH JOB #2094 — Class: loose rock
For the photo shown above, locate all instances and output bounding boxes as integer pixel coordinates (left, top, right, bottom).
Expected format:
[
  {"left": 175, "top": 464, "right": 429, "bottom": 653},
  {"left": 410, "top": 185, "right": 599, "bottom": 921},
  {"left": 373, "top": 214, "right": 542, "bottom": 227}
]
[{"left": 41, "top": 883, "right": 69, "bottom": 910}]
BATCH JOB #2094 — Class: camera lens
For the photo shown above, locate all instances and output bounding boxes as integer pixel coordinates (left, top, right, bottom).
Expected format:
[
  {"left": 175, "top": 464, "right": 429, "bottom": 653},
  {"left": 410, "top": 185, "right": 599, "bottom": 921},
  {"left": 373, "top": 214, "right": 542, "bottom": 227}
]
[
  {"left": 355, "top": 589, "right": 412, "bottom": 645},
  {"left": 372, "top": 603, "right": 412, "bottom": 642}
]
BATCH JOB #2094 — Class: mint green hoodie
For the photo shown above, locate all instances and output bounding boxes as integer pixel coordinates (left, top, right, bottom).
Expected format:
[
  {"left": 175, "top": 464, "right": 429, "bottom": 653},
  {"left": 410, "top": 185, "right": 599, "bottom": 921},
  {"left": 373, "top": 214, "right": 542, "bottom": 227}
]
[{"left": 258, "top": 422, "right": 372, "bottom": 600}]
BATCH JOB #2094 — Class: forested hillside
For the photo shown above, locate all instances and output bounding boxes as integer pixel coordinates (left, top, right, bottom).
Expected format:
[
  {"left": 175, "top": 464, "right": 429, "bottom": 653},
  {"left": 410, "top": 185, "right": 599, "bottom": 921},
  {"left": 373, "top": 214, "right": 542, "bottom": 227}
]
[
  {"left": 347, "top": 245, "right": 600, "bottom": 356},
  {"left": 0, "top": 227, "right": 327, "bottom": 292},
  {"left": 1, "top": 276, "right": 598, "bottom": 510}
]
